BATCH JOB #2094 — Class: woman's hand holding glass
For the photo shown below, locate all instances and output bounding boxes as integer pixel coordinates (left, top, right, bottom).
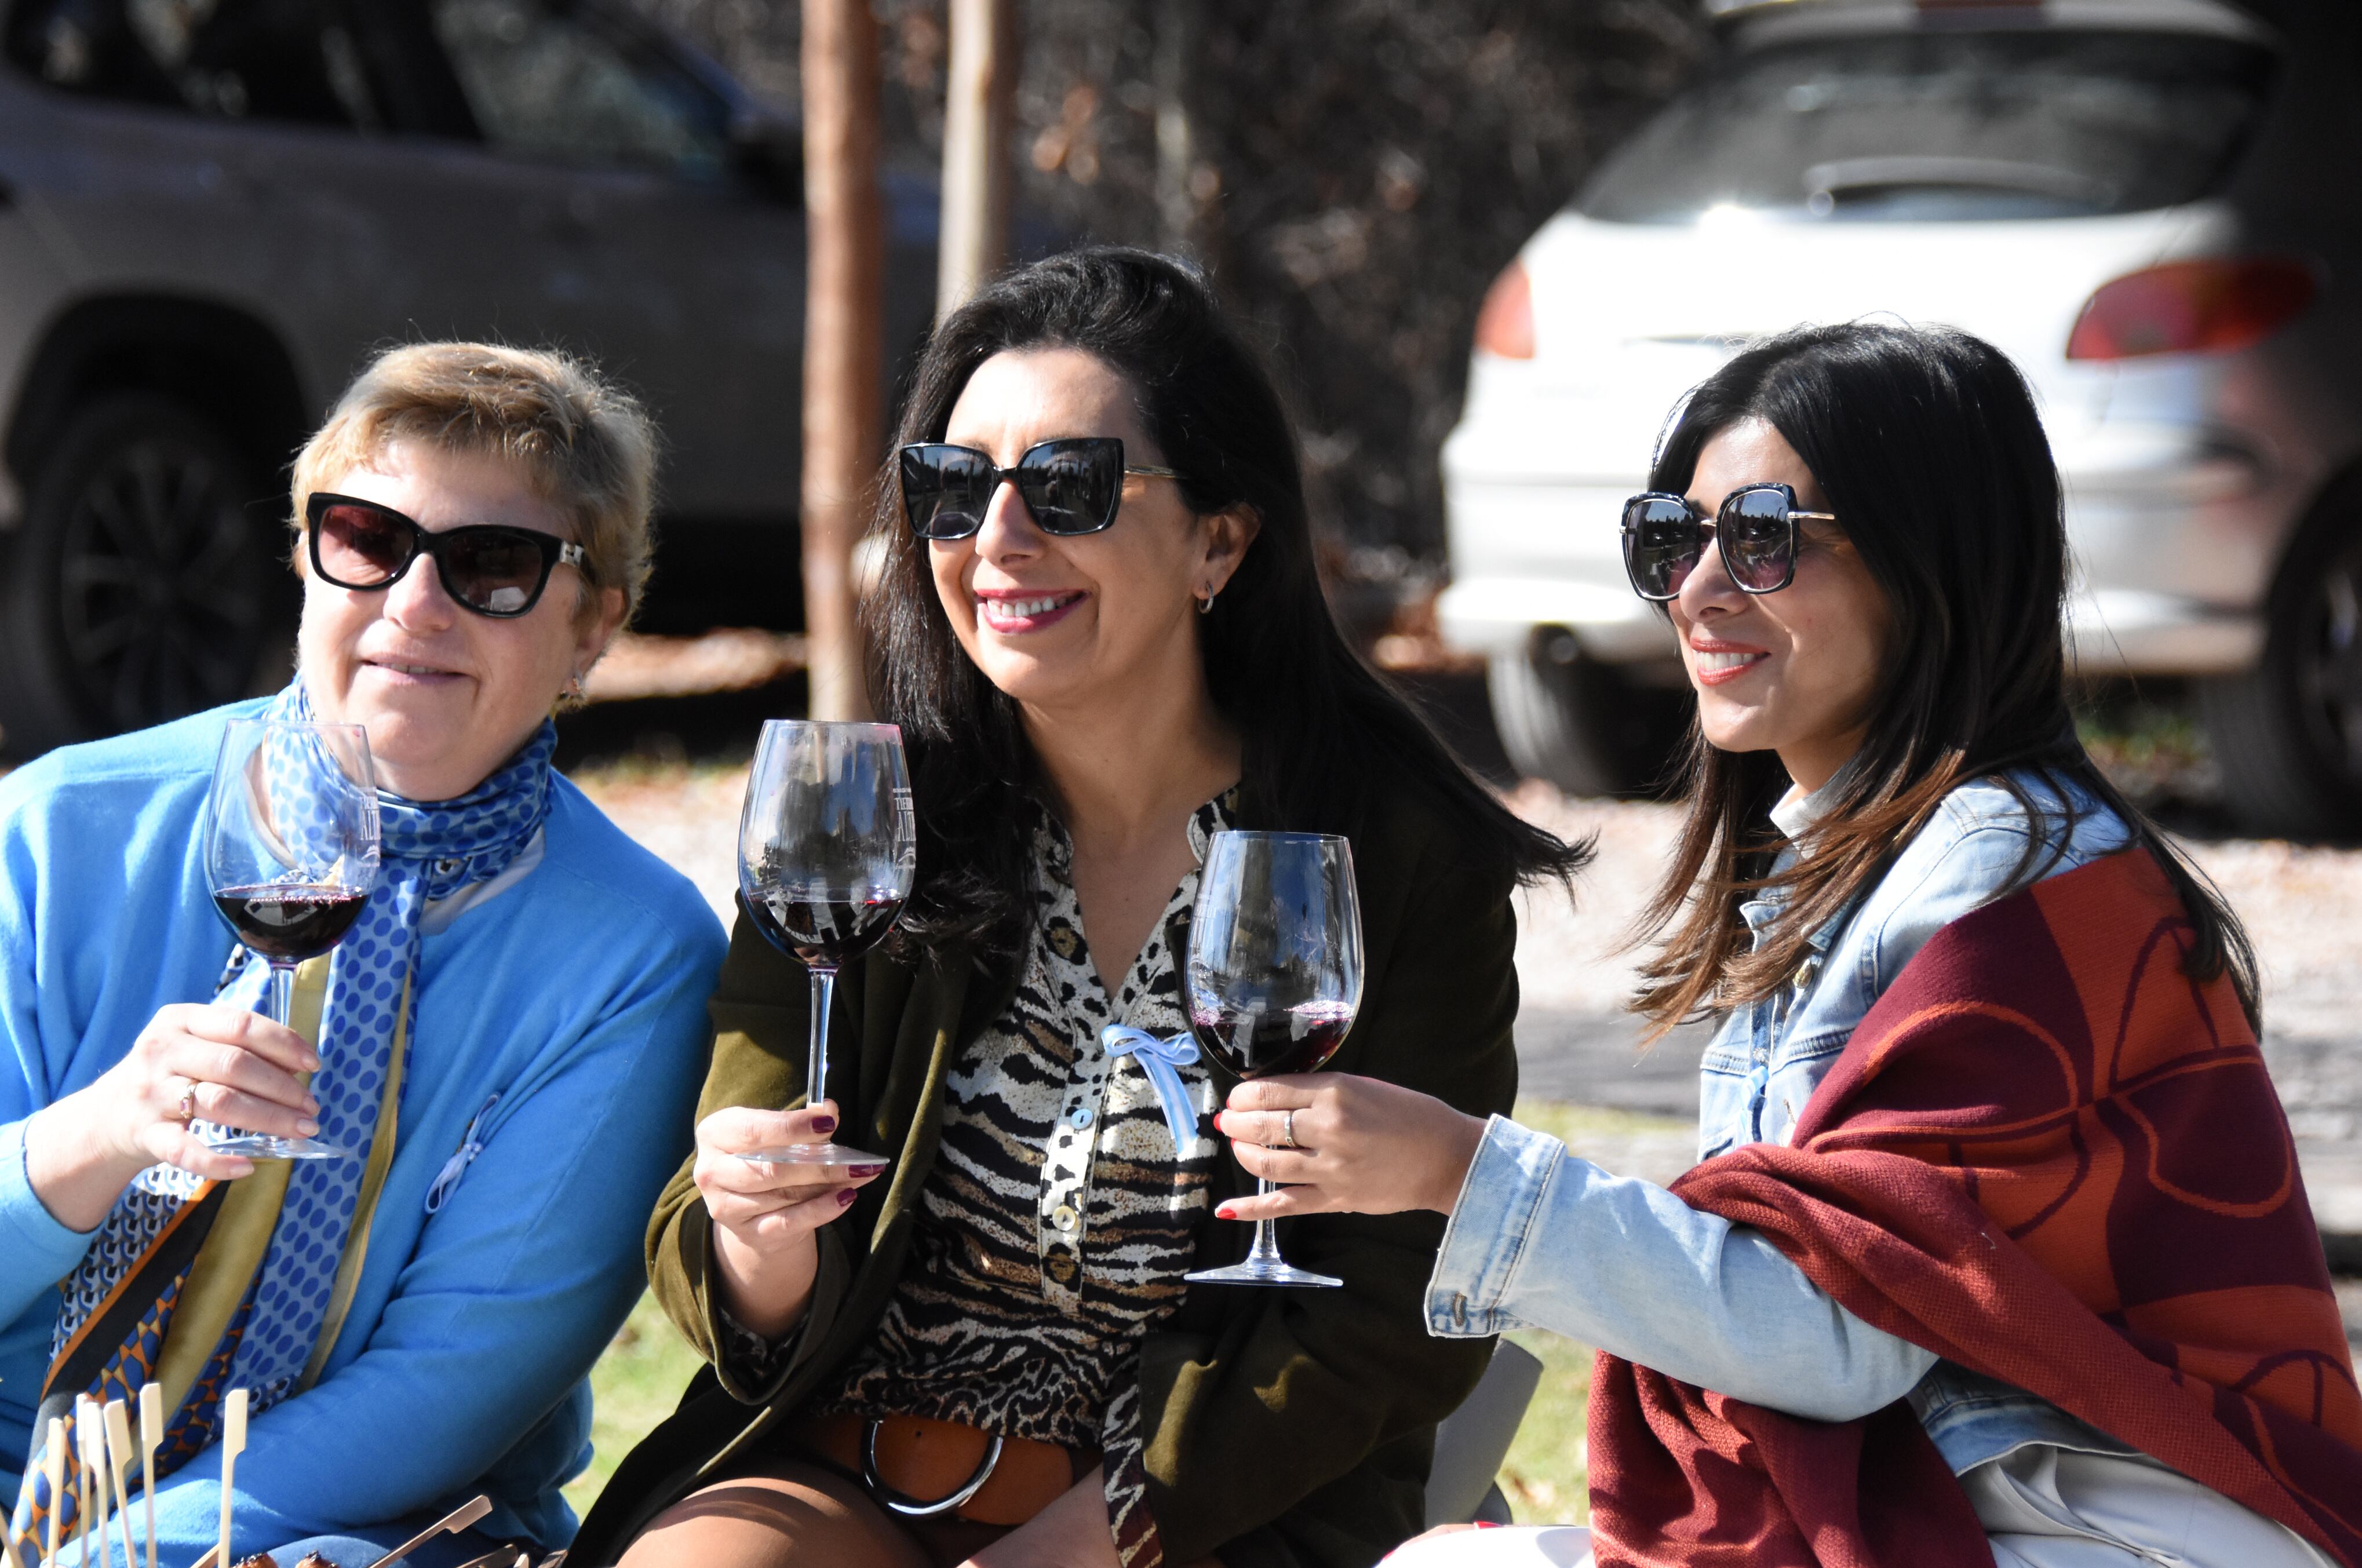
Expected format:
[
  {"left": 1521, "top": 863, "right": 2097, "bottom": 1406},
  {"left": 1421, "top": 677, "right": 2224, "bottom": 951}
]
[
  {"left": 1215, "top": 1074, "right": 1488, "bottom": 1222},
  {"left": 23, "top": 1002, "right": 324, "bottom": 1230},
  {"left": 694, "top": 1100, "right": 888, "bottom": 1341}
]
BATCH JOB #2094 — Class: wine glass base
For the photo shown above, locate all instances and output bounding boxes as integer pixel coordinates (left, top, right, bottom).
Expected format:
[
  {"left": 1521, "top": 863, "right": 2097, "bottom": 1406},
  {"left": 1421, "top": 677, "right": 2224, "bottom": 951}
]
[
  {"left": 203, "top": 1133, "right": 356, "bottom": 1161},
  {"left": 738, "top": 1143, "right": 894, "bottom": 1169},
  {"left": 1184, "top": 1259, "right": 1343, "bottom": 1289}
]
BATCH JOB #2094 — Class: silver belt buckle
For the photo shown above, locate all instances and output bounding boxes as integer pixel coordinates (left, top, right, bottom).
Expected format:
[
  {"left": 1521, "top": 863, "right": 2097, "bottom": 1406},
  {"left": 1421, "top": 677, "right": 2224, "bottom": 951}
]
[{"left": 859, "top": 1417, "right": 1004, "bottom": 1518}]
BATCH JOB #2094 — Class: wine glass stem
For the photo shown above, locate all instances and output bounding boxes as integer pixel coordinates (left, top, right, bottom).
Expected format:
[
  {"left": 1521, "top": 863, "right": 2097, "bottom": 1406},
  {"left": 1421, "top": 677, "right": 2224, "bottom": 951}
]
[
  {"left": 806, "top": 965, "right": 838, "bottom": 1115},
  {"left": 1247, "top": 1176, "right": 1285, "bottom": 1267},
  {"left": 268, "top": 961, "right": 296, "bottom": 1030}
]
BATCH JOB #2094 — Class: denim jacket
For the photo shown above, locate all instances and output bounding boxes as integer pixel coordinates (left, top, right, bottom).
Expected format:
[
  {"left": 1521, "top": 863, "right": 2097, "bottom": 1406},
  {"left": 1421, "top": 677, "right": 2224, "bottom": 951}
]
[{"left": 1429, "top": 769, "right": 2141, "bottom": 1473}]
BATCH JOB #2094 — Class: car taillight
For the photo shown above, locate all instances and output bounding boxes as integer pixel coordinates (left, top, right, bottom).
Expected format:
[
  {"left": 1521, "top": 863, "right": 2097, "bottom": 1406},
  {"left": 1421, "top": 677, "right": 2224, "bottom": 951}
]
[
  {"left": 2065, "top": 257, "right": 2319, "bottom": 362},
  {"left": 1474, "top": 258, "right": 1534, "bottom": 360}
]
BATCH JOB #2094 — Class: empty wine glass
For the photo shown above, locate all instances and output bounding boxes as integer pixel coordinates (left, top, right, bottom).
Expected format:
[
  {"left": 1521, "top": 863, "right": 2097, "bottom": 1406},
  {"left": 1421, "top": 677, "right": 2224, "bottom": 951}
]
[
  {"left": 202, "top": 716, "right": 381, "bottom": 1160},
  {"left": 737, "top": 720, "right": 917, "bottom": 1166},
  {"left": 1183, "top": 830, "right": 1364, "bottom": 1288}
]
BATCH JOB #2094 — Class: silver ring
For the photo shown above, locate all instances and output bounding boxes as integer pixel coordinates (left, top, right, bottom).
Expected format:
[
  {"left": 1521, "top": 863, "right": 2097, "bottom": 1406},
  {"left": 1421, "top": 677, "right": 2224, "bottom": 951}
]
[{"left": 1279, "top": 1109, "right": 1298, "bottom": 1150}]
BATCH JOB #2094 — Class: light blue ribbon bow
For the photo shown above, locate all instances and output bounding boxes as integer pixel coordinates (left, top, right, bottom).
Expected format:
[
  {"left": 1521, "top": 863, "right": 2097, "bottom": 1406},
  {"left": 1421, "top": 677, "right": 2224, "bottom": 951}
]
[{"left": 1102, "top": 1024, "right": 1204, "bottom": 1153}]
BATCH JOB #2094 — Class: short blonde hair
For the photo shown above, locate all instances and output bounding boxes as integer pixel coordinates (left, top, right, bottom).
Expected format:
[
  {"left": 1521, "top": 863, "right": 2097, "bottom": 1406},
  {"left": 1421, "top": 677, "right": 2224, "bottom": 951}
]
[{"left": 291, "top": 342, "right": 660, "bottom": 623}]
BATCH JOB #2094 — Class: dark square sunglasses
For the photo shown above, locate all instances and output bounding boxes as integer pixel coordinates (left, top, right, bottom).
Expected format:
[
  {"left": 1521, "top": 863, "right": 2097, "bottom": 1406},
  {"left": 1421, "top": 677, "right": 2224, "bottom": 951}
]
[
  {"left": 1621, "top": 483, "right": 1838, "bottom": 602},
  {"left": 306, "top": 493, "right": 588, "bottom": 618},
  {"left": 899, "top": 437, "right": 1181, "bottom": 540}
]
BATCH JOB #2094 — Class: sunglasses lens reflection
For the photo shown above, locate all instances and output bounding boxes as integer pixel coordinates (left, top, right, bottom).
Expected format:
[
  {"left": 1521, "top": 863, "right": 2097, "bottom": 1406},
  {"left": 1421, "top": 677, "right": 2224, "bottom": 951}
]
[
  {"left": 1016, "top": 442, "right": 1122, "bottom": 535},
  {"left": 315, "top": 504, "right": 412, "bottom": 586},
  {"left": 902, "top": 446, "right": 998, "bottom": 539},
  {"left": 444, "top": 533, "right": 552, "bottom": 615},
  {"left": 1721, "top": 488, "right": 1796, "bottom": 592},
  {"left": 1623, "top": 496, "right": 1704, "bottom": 600}
]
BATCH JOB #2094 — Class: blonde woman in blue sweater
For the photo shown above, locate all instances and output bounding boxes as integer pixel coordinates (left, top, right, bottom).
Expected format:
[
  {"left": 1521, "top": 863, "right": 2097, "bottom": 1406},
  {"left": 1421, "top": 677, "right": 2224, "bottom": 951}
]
[{"left": 0, "top": 344, "right": 724, "bottom": 1566}]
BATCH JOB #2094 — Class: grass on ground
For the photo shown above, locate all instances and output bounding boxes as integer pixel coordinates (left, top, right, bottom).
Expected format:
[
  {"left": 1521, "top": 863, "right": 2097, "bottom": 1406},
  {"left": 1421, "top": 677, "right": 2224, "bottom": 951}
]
[{"left": 570, "top": 1099, "right": 1687, "bottom": 1525}]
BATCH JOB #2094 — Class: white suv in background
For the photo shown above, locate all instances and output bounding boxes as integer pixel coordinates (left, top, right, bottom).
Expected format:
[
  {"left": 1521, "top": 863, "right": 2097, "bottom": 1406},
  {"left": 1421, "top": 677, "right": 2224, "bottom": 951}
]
[{"left": 1439, "top": 0, "right": 2362, "bottom": 836}]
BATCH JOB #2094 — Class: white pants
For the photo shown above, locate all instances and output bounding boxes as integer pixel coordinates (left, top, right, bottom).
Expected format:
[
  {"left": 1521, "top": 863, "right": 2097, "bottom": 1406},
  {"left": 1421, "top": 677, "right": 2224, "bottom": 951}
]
[
  {"left": 1381, "top": 1449, "right": 2332, "bottom": 1568},
  {"left": 1963, "top": 1446, "right": 2336, "bottom": 1568}
]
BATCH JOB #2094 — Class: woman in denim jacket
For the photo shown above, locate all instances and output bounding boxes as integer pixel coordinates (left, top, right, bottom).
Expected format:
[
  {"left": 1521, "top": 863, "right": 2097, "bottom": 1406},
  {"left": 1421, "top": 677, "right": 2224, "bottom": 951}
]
[{"left": 1214, "top": 324, "right": 2358, "bottom": 1566}]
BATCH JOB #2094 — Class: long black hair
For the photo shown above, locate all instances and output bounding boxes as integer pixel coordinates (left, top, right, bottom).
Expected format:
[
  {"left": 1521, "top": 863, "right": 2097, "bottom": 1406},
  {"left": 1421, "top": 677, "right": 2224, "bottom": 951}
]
[
  {"left": 1630, "top": 321, "right": 2258, "bottom": 1030},
  {"left": 864, "top": 246, "right": 1587, "bottom": 960}
]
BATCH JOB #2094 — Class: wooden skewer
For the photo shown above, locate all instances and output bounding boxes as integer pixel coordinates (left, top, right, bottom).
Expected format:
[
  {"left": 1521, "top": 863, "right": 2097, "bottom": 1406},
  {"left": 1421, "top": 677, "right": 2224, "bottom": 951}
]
[
  {"left": 214, "top": 1391, "right": 247, "bottom": 1568},
  {"left": 42, "top": 1417, "right": 64, "bottom": 1568},
  {"left": 103, "top": 1401, "right": 137, "bottom": 1568},
  {"left": 138, "top": 1386, "right": 162, "bottom": 1568},
  {"left": 0, "top": 1440, "right": 23, "bottom": 1568},
  {"left": 83, "top": 1406, "right": 115, "bottom": 1568},
  {"left": 357, "top": 1495, "right": 492, "bottom": 1568},
  {"left": 74, "top": 1402, "right": 100, "bottom": 1568}
]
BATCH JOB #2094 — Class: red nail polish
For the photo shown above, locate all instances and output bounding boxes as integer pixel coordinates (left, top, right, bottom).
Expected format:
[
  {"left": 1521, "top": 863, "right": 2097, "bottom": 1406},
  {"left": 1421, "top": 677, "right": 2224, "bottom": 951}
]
[
  {"left": 837, "top": 1188, "right": 857, "bottom": 1206},
  {"left": 1473, "top": 1520, "right": 1504, "bottom": 1529},
  {"left": 810, "top": 1114, "right": 837, "bottom": 1133},
  {"left": 850, "top": 1164, "right": 887, "bottom": 1177},
  {"left": 1215, "top": 1206, "right": 1237, "bottom": 1220}
]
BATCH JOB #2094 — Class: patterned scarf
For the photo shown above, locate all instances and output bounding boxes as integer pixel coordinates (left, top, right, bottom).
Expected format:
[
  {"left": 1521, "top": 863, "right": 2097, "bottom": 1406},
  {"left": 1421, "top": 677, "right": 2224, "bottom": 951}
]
[{"left": 14, "top": 683, "right": 556, "bottom": 1541}]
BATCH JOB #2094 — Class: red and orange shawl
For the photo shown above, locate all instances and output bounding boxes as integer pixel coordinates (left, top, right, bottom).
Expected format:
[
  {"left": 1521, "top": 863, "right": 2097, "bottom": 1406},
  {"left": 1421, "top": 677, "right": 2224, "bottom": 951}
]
[{"left": 1588, "top": 849, "right": 2362, "bottom": 1568}]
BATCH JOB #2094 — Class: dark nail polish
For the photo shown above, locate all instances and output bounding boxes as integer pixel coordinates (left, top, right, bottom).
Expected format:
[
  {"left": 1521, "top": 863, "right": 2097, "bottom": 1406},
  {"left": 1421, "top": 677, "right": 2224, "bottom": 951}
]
[
  {"left": 837, "top": 1188, "right": 858, "bottom": 1206},
  {"left": 850, "top": 1164, "right": 887, "bottom": 1177},
  {"left": 810, "top": 1114, "right": 837, "bottom": 1133}
]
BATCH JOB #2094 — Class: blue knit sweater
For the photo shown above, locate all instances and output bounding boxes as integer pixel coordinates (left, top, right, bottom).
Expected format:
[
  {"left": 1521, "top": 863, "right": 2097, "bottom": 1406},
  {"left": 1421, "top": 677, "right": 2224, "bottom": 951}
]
[{"left": 0, "top": 703, "right": 724, "bottom": 1562}]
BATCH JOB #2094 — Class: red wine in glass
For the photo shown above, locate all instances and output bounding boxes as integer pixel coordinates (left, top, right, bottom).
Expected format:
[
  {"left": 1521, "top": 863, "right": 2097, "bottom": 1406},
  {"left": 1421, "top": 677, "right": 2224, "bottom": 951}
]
[
  {"left": 203, "top": 717, "right": 381, "bottom": 1161},
  {"left": 1187, "top": 1000, "right": 1357, "bottom": 1080},
  {"left": 735, "top": 720, "right": 918, "bottom": 1168},
  {"left": 1183, "top": 830, "right": 1364, "bottom": 1290},
  {"left": 212, "top": 885, "right": 370, "bottom": 963},
  {"left": 745, "top": 889, "right": 908, "bottom": 969}
]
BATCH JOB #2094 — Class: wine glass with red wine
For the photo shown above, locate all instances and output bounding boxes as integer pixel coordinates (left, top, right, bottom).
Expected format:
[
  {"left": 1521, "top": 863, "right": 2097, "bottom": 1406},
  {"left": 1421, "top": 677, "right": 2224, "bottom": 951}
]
[
  {"left": 1182, "top": 830, "right": 1363, "bottom": 1289},
  {"left": 202, "top": 716, "right": 381, "bottom": 1160},
  {"left": 736, "top": 719, "right": 917, "bottom": 1166}
]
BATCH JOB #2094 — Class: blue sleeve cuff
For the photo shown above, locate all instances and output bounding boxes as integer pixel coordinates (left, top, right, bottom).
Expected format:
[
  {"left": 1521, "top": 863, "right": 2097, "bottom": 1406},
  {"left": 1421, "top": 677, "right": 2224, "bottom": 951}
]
[
  {"left": 1426, "top": 1114, "right": 1565, "bottom": 1337},
  {"left": 0, "top": 1117, "right": 100, "bottom": 1285}
]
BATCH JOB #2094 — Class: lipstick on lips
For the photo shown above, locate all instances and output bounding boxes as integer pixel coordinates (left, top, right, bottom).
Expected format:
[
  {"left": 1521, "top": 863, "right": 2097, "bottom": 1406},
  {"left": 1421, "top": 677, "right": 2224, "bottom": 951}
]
[
  {"left": 975, "top": 588, "right": 1085, "bottom": 633},
  {"left": 1687, "top": 635, "right": 1769, "bottom": 687}
]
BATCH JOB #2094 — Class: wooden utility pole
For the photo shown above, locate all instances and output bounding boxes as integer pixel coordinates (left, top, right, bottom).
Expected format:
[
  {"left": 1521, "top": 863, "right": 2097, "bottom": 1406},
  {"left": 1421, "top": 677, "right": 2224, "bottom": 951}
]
[
  {"left": 800, "top": 0, "right": 884, "bottom": 720},
  {"left": 937, "top": 0, "right": 1017, "bottom": 315}
]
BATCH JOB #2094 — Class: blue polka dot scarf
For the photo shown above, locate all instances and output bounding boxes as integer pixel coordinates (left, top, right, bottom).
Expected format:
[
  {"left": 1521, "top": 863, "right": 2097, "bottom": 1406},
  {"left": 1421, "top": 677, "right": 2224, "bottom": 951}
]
[{"left": 20, "top": 683, "right": 556, "bottom": 1534}]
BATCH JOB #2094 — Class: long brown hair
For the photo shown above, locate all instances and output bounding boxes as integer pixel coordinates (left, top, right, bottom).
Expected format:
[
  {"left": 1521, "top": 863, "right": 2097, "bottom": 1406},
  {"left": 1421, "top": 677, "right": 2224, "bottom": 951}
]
[
  {"left": 1632, "top": 323, "right": 2256, "bottom": 1033},
  {"left": 865, "top": 247, "right": 1590, "bottom": 962}
]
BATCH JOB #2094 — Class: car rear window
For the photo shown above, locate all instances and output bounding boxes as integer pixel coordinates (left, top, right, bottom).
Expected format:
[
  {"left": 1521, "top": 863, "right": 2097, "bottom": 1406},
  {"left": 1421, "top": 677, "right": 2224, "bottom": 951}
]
[{"left": 1580, "top": 28, "right": 2277, "bottom": 223}]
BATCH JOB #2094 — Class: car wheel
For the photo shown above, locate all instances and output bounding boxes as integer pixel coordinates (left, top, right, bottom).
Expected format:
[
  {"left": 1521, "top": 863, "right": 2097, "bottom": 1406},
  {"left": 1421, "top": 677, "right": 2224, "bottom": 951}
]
[
  {"left": 0, "top": 393, "right": 276, "bottom": 756},
  {"left": 2199, "top": 493, "right": 2362, "bottom": 838},
  {"left": 1488, "top": 632, "right": 1687, "bottom": 798}
]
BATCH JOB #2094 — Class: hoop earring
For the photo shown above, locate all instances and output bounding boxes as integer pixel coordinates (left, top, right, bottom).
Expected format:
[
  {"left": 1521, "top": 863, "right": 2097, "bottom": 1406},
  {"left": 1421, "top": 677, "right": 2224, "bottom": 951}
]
[{"left": 1197, "top": 588, "right": 1217, "bottom": 615}]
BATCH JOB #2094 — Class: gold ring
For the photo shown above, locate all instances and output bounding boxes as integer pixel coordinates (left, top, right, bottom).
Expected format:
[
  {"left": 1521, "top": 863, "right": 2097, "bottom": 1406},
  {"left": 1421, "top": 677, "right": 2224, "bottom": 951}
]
[
  {"left": 175, "top": 1085, "right": 198, "bottom": 1125},
  {"left": 1279, "top": 1110, "right": 1298, "bottom": 1150}
]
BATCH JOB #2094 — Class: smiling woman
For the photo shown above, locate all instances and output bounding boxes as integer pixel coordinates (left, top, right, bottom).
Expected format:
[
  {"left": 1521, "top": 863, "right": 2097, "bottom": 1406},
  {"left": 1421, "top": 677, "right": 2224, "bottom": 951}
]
[
  {"left": 0, "top": 342, "right": 726, "bottom": 1568},
  {"left": 1194, "top": 324, "right": 2362, "bottom": 1568},
  {"left": 579, "top": 249, "right": 1590, "bottom": 1568}
]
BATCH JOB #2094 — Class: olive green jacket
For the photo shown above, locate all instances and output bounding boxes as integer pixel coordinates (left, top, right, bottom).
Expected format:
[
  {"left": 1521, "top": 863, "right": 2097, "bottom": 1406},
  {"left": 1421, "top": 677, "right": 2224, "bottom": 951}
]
[{"left": 573, "top": 789, "right": 1522, "bottom": 1568}]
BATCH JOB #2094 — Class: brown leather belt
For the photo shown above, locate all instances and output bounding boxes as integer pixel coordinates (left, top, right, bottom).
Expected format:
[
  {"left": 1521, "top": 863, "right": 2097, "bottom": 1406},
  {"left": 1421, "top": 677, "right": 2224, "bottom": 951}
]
[{"left": 788, "top": 1411, "right": 1098, "bottom": 1527}]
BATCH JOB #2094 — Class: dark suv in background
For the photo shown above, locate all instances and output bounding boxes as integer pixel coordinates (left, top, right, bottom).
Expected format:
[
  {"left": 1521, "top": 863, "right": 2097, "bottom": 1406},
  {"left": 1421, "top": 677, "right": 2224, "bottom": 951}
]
[{"left": 0, "top": 0, "right": 936, "bottom": 754}]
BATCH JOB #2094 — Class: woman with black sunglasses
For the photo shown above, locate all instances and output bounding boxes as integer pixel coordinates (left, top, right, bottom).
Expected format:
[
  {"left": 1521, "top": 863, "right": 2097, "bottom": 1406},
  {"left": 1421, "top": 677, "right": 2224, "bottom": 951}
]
[
  {"left": 1208, "top": 323, "right": 2362, "bottom": 1567},
  {"left": 0, "top": 342, "right": 726, "bottom": 1566},
  {"left": 578, "top": 248, "right": 1587, "bottom": 1568}
]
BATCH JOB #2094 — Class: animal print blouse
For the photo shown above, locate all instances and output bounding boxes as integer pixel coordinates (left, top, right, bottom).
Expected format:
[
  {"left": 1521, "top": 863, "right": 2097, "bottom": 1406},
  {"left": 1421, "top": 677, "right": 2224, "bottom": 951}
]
[{"left": 819, "top": 792, "right": 1230, "bottom": 1566}]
